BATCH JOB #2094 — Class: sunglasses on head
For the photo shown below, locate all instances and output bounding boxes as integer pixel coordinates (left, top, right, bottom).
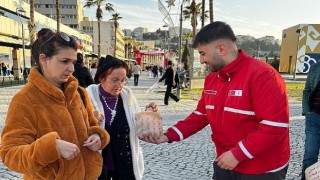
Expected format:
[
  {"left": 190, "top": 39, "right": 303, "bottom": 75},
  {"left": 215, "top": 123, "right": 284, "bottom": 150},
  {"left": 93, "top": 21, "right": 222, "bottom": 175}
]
[{"left": 40, "top": 32, "right": 71, "bottom": 53}]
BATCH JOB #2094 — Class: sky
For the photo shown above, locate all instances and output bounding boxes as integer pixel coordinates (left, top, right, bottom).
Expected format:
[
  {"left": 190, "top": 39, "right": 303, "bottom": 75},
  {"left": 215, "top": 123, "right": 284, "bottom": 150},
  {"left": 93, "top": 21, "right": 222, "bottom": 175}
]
[{"left": 81, "top": 0, "right": 320, "bottom": 40}]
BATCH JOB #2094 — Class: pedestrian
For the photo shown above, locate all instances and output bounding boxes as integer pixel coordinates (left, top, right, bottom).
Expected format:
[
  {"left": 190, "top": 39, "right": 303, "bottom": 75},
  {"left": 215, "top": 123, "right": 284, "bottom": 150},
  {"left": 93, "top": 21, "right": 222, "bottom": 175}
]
[
  {"left": 152, "top": 64, "right": 158, "bottom": 78},
  {"left": 90, "top": 62, "right": 98, "bottom": 78},
  {"left": 158, "top": 60, "right": 179, "bottom": 105},
  {"left": 301, "top": 62, "right": 320, "bottom": 180},
  {"left": 86, "top": 55, "right": 158, "bottom": 180},
  {"left": 127, "top": 63, "right": 133, "bottom": 80},
  {"left": 0, "top": 28, "right": 110, "bottom": 179},
  {"left": 73, "top": 52, "right": 95, "bottom": 88},
  {"left": 159, "top": 66, "right": 163, "bottom": 76},
  {"left": 142, "top": 21, "right": 290, "bottom": 180},
  {"left": 177, "top": 67, "right": 186, "bottom": 89},
  {"left": 132, "top": 61, "right": 141, "bottom": 86},
  {"left": 1, "top": 62, "right": 7, "bottom": 76}
]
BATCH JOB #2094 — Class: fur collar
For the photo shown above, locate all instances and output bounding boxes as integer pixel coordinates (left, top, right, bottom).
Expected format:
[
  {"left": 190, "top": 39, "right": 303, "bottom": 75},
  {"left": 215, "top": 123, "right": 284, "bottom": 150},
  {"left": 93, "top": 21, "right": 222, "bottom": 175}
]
[{"left": 28, "top": 68, "right": 79, "bottom": 105}]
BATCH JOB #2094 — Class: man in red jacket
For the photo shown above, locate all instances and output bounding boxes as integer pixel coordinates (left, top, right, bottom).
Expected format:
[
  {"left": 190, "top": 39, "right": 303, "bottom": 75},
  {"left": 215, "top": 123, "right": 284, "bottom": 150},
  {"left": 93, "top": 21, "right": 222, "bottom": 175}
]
[{"left": 142, "top": 21, "right": 290, "bottom": 180}]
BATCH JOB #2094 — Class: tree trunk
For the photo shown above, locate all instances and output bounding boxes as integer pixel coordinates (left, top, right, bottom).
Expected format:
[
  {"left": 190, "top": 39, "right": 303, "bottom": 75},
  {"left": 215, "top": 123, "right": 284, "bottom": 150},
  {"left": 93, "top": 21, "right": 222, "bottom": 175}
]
[
  {"left": 98, "top": 20, "right": 101, "bottom": 59},
  {"left": 201, "top": 0, "right": 205, "bottom": 28},
  {"left": 209, "top": 0, "right": 214, "bottom": 23},
  {"left": 191, "top": 0, "right": 197, "bottom": 40},
  {"left": 28, "top": 0, "right": 36, "bottom": 66},
  {"left": 56, "top": 0, "right": 60, "bottom": 32}
]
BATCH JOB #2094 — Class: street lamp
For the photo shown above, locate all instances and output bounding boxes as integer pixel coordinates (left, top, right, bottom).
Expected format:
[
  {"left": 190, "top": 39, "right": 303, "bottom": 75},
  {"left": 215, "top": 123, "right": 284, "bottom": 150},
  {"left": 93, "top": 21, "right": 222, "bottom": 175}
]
[
  {"left": 16, "top": 7, "right": 26, "bottom": 80},
  {"left": 162, "top": 24, "right": 169, "bottom": 67}
]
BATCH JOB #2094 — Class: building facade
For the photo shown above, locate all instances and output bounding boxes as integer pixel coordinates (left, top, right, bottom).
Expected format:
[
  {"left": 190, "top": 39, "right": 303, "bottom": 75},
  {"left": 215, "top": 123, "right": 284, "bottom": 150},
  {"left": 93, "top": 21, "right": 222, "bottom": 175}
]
[
  {"left": 32, "top": 0, "right": 84, "bottom": 30},
  {"left": 280, "top": 24, "right": 320, "bottom": 74},
  {"left": 0, "top": 0, "right": 92, "bottom": 78},
  {"left": 83, "top": 20, "right": 125, "bottom": 59},
  {"left": 132, "top": 27, "right": 148, "bottom": 40}
]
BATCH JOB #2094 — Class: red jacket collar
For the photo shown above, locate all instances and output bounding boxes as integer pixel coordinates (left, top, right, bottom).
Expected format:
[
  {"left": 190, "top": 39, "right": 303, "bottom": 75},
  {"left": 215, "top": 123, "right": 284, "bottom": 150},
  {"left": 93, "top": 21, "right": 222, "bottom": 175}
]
[{"left": 217, "top": 49, "right": 248, "bottom": 82}]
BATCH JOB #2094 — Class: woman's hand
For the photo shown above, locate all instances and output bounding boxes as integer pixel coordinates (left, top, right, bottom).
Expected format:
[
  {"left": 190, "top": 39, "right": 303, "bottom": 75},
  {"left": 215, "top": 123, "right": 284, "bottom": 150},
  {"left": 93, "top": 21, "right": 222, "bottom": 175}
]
[
  {"left": 56, "top": 139, "right": 80, "bottom": 160},
  {"left": 83, "top": 134, "right": 102, "bottom": 151},
  {"left": 145, "top": 102, "right": 158, "bottom": 112}
]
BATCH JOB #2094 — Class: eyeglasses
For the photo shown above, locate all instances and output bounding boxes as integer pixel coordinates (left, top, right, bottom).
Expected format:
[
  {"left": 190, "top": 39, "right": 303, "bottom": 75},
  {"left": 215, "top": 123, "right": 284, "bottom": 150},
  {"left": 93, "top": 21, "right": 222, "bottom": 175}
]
[
  {"left": 108, "top": 77, "right": 128, "bottom": 85},
  {"left": 40, "top": 32, "right": 71, "bottom": 53}
]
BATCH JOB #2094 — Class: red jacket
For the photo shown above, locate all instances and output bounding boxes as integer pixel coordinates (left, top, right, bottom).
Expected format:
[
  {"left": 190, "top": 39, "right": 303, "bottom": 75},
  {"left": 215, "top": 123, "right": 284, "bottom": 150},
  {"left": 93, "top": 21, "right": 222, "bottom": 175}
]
[{"left": 166, "top": 50, "right": 290, "bottom": 174}]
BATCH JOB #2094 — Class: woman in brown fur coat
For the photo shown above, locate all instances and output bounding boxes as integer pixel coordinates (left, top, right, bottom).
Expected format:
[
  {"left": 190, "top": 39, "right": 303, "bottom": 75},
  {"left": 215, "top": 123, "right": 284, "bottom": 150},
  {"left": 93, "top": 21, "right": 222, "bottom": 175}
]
[{"left": 0, "top": 28, "right": 110, "bottom": 180}]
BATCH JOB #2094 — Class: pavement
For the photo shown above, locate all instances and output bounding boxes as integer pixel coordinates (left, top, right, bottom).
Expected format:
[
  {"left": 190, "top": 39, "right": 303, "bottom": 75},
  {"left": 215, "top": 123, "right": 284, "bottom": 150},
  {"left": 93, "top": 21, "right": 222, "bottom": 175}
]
[{"left": 0, "top": 71, "right": 306, "bottom": 180}]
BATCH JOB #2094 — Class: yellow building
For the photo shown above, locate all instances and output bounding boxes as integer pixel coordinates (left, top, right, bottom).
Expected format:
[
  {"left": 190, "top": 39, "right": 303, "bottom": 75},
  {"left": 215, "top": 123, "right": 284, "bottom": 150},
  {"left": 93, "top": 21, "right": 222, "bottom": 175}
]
[{"left": 280, "top": 24, "right": 320, "bottom": 73}]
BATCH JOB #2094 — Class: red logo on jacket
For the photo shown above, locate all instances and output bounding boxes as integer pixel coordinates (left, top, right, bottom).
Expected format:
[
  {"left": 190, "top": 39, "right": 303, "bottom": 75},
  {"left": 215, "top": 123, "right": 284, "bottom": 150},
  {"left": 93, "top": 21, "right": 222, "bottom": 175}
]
[{"left": 228, "top": 90, "right": 242, "bottom": 96}]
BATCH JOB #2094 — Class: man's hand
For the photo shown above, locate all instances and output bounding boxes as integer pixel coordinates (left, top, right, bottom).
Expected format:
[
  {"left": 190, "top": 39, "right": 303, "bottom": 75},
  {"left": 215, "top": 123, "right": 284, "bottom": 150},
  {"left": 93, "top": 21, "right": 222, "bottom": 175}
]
[
  {"left": 83, "top": 134, "right": 102, "bottom": 151},
  {"left": 145, "top": 102, "right": 158, "bottom": 112},
  {"left": 216, "top": 150, "right": 239, "bottom": 170},
  {"left": 140, "top": 133, "right": 169, "bottom": 144},
  {"left": 56, "top": 139, "right": 80, "bottom": 160}
]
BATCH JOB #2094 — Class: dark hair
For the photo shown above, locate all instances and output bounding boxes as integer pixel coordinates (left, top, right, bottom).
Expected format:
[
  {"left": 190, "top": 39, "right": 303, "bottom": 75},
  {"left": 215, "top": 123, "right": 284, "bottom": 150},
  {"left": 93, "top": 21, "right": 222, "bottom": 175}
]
[
  {"left": 91, "top": 62, "right": 97, "bottom": 68},
  {"left": 94, "top": 55, "right": 129, "bottom": 83},
  {"left": 193, "top": 21, "right": 237, "bottom": 48},
  {"left": 31, "top": 28, "right": 77, "bottom": 71},
  {"left": 168, "top": 60, "right": 173, "bottom": 65},
  {"left": 76, "top": 53, "right": 84, "bottom": 64}
]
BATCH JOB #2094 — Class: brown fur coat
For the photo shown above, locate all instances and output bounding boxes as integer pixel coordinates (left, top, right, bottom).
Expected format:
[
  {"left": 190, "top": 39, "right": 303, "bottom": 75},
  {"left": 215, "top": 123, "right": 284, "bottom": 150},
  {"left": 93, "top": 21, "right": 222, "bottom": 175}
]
[{"left": 0, "top": 68, "right": 110, "bottom": 179}]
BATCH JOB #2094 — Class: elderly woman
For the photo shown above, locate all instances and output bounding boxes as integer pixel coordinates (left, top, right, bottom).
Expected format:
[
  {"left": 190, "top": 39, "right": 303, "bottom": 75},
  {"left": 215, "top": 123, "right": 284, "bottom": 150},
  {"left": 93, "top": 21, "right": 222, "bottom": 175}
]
[
  {"left": 86, "top": 55, "right": 158, "bottom": 180},
  {"left": 0, "top": 28, "right": 110, "bottom": 179}
]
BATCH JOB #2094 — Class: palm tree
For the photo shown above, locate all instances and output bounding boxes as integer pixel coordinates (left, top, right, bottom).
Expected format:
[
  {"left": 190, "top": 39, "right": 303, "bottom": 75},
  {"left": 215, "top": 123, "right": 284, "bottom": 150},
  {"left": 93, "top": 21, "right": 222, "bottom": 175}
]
[
  {"left": 183, "top": 1, "right": 207, "bottom": 40},
  {"left": 201, "top": 0, "right": 205, "bottom": 28},
  {"left": 28, "top": 0, "right": 36, "bottom": 66},
  {"left": 84, "top": 0, "right": 114, "bottom": 59},
  {"left": 181, "top": 32, "right": 192, "bottom": 70},
  {"left": 110, "top": 13, "right": 122, "bottom": 57},
  {"left": 190, "top": 0, "right": 197, "bottom": 40},
  {"left": 56, "top": 0, "right": 60, "bottom": 32},
  {"left": 209, "top": 0, "right": 214, "bottom": 23}
]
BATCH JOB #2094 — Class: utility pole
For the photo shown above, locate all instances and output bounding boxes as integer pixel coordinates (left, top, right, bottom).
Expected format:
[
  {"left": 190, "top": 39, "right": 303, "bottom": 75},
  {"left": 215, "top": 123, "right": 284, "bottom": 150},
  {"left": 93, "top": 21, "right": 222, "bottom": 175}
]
[
  {"left": 176, "top": 3, "right": 183, "bottom": 98},
  {"left": 257, "top": 44, "right": 260, "bottom": 59},
  {"left": 16, "top": 8, "right": 27, "bottom": 81}
]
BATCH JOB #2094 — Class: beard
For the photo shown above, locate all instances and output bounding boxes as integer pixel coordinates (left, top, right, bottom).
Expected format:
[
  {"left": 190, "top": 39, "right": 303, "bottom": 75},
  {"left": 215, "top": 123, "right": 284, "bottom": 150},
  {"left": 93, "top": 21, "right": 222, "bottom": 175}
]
[{"left": 208, "top": 53, "right": 225, "bottom": 72}]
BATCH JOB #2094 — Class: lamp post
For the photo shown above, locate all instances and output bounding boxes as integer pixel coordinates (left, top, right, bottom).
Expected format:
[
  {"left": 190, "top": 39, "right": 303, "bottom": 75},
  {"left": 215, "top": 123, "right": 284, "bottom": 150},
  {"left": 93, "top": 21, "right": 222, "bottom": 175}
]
[
  {"left": 257, "top": 43, "right": 260, "bottom": 59},
  {"left": 16, "top": 7, "right": 26, "bottom": 80},
  {"left": 176, "top": 3, "right": 183, "bottom": 98},
  {"left": 162, "top": 24, "right": 169, "bottom": 67}
]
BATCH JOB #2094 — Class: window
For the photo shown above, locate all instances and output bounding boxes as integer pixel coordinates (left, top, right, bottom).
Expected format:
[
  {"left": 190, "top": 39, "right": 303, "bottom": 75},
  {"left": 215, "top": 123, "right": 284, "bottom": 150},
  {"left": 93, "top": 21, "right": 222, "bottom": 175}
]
[
  {"left": 69, "top": 24, "right": 78, "bottom": 29},
  {"left": 283, "top": 34, "right": 286, "bottom": 38}
]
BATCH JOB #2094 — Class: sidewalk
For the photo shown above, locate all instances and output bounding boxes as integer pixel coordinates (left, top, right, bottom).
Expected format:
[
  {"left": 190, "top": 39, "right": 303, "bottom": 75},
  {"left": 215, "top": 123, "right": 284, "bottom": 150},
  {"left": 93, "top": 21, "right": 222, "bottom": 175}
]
[{"left": 0, "top": 71, "right": 305, "bottom": 179}]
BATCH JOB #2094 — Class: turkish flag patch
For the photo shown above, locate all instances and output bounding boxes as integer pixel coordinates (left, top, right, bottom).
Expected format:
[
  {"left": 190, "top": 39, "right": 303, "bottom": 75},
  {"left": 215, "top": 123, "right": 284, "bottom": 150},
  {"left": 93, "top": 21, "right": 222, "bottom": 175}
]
[{"left": 228, "top": 90, "right": 242, "bottom": 96}]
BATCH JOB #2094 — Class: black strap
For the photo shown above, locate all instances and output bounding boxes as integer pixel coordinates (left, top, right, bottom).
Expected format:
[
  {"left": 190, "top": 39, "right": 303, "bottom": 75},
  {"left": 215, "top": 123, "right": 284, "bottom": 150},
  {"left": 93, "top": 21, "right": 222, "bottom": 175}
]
[{"left": 78, "top": 87, "right": 87, "bottom": 108}]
